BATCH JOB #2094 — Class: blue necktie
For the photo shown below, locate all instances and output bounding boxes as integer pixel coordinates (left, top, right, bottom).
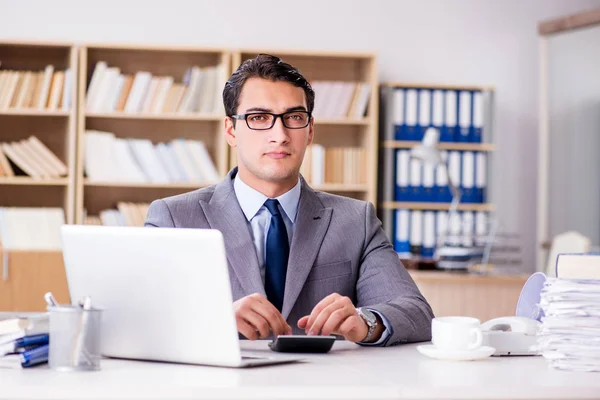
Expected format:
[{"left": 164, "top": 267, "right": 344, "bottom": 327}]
[{"left": 264, "top": 199, "right": 289, "bottom": 312}]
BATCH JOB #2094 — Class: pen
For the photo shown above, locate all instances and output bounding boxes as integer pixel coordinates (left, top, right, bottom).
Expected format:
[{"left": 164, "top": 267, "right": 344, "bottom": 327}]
[
  {"left": 44, "top": 292, "right": 59, "bottom": 308},
  {"left": 71, "top": 296, "right": 92, "bottom": 366}
]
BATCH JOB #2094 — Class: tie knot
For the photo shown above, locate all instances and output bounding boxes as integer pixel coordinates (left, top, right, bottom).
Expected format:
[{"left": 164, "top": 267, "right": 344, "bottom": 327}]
[{"left": 264, "top": 199, "right": 281, "bottom": 216}]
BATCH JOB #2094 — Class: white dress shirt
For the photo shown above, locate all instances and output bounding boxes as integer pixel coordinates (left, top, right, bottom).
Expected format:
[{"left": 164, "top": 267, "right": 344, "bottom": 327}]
[{"left": 233, "top": 175, "right": 392, "bottom": 345}]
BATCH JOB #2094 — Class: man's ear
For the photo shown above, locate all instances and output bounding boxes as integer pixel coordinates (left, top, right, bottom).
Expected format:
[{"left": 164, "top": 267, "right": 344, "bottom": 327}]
[
  {"left": 307, "top": 117, "right": 315, "bottom": 146},
  {"left": 224, "top": 117, "right": 236, "bottom": 147}
]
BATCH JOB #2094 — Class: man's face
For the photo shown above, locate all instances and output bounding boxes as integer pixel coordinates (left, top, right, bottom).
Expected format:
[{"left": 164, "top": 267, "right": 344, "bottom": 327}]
[{"left": 225, "top": 78, "right": 314, "bottom": 187}]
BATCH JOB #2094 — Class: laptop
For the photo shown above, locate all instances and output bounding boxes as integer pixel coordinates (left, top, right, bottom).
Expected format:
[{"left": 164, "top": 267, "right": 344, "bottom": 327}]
[{"left": 60, "top": 225, "right": 301, "bottom": 368}]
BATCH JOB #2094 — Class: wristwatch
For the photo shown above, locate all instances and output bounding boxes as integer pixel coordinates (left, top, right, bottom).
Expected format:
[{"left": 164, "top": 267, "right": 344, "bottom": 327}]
[{"left": 356, "top": 307, "right": 378, "bottom": 342}]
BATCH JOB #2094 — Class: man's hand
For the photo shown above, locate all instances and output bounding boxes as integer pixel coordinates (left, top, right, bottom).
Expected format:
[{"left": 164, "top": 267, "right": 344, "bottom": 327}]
[
  {"left": 234, "top": 293, "right": 292, "bottom": 340},
  {"left": 297, "top": 293, "right": 381, "bottom": 343}
]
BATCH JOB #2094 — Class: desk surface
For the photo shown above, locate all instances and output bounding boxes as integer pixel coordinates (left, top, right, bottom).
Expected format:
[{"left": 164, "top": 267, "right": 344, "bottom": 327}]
[{"left": 1, "top": 341, "right": 599, "bottom": 400}]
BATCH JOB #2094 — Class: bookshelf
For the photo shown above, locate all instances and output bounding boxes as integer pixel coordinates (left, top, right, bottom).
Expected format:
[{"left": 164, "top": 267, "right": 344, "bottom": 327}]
[
  {"left": 75, "top": 44, "right": 231, "bottom": 224},
  {"left": 229, "top": 49, "right": 379, "bottom": 205},
  {"left": 0, "top": 41, "right": 77, "bottom": 224},
  {"left": 379, "top": 82, "right": 495, "bottom": 260}
]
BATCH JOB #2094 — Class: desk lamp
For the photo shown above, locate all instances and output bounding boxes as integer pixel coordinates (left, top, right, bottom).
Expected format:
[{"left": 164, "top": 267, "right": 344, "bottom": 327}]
[
  {"left": 410, "top": 126, "right": 462, "bottom": 237},
  {"left": 410, "top": 128, "right": 477, "bottom": 269}
]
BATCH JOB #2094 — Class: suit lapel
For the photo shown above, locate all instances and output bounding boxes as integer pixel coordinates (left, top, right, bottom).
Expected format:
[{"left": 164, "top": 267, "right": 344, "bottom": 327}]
[
  {"left": 199, "top": 170, "right": 266, "bottom": 298},
  {"left": 282, "top": 181, "right": 332, "bottom": 319}
]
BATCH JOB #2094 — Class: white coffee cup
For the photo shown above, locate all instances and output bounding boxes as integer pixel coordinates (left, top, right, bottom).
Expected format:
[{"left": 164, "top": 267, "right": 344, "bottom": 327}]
[{"left": 431, "top": 316, "right": 483, "bottom": 351}]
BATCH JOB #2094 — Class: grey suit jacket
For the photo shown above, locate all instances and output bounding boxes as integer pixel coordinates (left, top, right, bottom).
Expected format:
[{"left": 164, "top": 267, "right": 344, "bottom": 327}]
[{"left": 144, "top": 168, "right": 433, "bottom": 346}]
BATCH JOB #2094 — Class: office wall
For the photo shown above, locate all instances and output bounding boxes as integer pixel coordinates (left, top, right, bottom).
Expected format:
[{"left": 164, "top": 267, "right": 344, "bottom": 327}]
[{"left": 1, "top": 0, "right": 599, "bottom": 272}]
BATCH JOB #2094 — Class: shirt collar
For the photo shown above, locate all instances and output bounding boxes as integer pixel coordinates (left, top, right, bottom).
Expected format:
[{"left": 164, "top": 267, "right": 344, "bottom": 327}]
[{"left": 233, "top": 175, "right": 301, "bottom": 223}]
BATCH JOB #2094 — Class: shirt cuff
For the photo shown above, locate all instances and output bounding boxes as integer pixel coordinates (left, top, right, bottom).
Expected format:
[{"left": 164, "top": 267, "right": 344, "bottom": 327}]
[{"left": 358, "top": 309, "right": 393, "bottom": 346}]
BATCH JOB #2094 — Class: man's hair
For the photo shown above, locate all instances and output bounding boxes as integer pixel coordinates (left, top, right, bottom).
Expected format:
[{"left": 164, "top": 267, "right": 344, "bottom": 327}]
[{"left": 223, "top": 54, "right": 315, "bottom": 118}]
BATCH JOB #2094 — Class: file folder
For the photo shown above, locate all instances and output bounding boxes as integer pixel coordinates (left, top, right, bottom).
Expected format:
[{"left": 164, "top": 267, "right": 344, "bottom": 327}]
[
  {"left": 395, "top": 150, "right": 410, "bottom": 201},
  {"left": 405, "top": 89, "right": 418, "bottom": 141},
  {"left": 472, "top": 91, "right": 483, "bottom": 143},
  {"left": 393, "top": 88, "right": 406, "bottom": 140},
  {"left": 394, "top": 209, "right": 411, "bottom": 255},
  {"left": 410, "top": 210, "right": 423, "bottom": 256},
  {"left": 475, "top": 152, "right": 487, "bottom": 203},
  {"left": 442, "top": 90, "right": 457, "bottom": 142},
  {"left": 409, "top": 158, "right": 422, "bottom": 201},
  {"left": 461, "top": 151, "right": 475, "bottom": 203},
  {"left": 458, "top": 90, "right": 472, "bottom": 142},
  {"left": 418, "top": 89, "right": 431, "bottom": 141},
  {"left": 422, "top": 211, "right": 436, "bottom": 258}
]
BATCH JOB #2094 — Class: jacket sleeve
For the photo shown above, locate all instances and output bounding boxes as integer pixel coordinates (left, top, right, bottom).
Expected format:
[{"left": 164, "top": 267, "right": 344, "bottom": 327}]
[
  {"left": 144, "top": 199, "right": 176, "bottom": 228},
  {"left": 355, "top": 202, "right": 434, "bottom": 346}
]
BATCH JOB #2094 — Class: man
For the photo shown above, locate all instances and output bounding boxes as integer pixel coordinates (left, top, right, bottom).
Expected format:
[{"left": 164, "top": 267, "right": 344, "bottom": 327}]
[{"left": 145, "top": 54, "right": 433, "bottom": 346}]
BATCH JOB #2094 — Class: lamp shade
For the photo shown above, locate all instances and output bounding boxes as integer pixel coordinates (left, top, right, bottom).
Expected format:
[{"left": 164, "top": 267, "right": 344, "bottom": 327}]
[{"left": 410, "top": 127, "right": 443, "bottom": 165}]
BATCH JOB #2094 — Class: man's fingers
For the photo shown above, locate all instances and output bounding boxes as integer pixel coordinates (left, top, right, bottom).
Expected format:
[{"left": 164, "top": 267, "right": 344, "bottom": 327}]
[
  {"left": 321, "top": 308, "right": 351, "bottom": 336},
  {"left": 337, "top": 316, "right": 362, "bottom": 339},
  {"left": 306, "top": 301, "right": 344, "bottom": 335},
  {"left": 297, "top": 316, "right": 309, "bottom": 329},
  {"left": 252, "top": 299, "right": 291, "bottom": 336},
  {"left": 254, "top": 294, "right": 292, "bottom": 335},
  {"left": 236, "top": 318, "right": 259, "bottom": 340},
  {"left": 304, "top": 294, "right": 339, "bottom": 333},
  {"left": 242, "top": 311, "right": 271, "bottom": 339}
]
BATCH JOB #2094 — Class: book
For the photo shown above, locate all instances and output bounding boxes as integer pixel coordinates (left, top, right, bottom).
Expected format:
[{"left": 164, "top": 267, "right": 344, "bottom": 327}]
[
  {"left": 0, "top": 344, "right": 49, "bottom": 368},
  {"left": 556, "top": 253, "right": 600, "bottom": 279},
  {"left": 0, "top": 334, "right": 49, "bottom": 356},
  {"left": 0, "top": 312, "right": 49, "bottom": 338}
]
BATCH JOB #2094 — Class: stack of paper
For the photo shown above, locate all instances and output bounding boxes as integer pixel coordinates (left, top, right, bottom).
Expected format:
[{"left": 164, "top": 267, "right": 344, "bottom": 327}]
[{"left": 537, "top": 277, "right": 600, "bottom": 372}]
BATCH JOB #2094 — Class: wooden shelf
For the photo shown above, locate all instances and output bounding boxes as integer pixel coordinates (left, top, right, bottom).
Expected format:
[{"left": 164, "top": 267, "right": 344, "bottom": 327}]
[
  {"left": 84, "top": 181, "right": 216, "bottom": 189},
  {"left": 85, "top": 112, "right": 224, "bottom": 121},
  {"left": 0, "top": 109, "right": 70, "bottom": 117},
  {"left": 382, "top": 202, "right": 495, "bottom": 212},
  {"left": 312, "top": 183, "right": 368, "bottom": 192},
  {"left": 231, "top": 50, "right": 378, "bottom": 205},
  {"left": 381, "top": 82, "right": 495, "bottom": 92},
  {"left": 0, "top": 40, "right": 77, "bottom": 223},
  {"left": 383, "top": 140, "right": 495, "bottom": 152},
  {"left": 76, "top": 45, "right": 231, "bottom": 223},
  {"left": 0, "top": 177, "right": 69, "bottom": 186}
]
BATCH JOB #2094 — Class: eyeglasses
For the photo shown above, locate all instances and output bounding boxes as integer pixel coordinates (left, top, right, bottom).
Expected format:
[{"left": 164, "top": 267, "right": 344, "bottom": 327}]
[{"left": 230, "top": 111, "right": 312, "bottom": 130}]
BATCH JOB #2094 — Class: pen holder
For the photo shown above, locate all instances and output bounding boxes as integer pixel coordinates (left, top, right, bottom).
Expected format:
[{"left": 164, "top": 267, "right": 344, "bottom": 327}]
[{"left": 48, "top": 305, "right": 103, "bottom": 371}]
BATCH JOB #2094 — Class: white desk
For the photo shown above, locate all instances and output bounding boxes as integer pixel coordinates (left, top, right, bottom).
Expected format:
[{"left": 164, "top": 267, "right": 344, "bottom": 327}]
[{"left": 1, "top": 341, "right": 599, "bottom": 400}]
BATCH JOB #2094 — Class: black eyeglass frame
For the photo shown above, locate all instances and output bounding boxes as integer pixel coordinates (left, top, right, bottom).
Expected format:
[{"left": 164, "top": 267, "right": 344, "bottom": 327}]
[{"left": 229, "top": 111, "right": 312, "bottom": 130}]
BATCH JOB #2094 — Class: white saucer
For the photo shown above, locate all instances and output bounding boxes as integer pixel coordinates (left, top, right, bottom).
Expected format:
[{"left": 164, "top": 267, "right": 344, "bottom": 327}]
[{"left": 417, "top": 345, "right": 496, "bottom": 361}]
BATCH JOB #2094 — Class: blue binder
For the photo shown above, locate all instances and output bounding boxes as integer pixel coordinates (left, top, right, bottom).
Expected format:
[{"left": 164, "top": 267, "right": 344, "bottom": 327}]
[
  {"left": 394, "top": 209, "right": 411, "bottom": 255},
  {"left": 404, "top": 89, "right": 419, "bottom": 141},
  {"left": 441, "top": 90, "right": 457, "bottom": 142},
  {"left": 471, "top": 90, "right": 483, "bottom": 143},
  {"left": 457, "top": 90, "right": 472, "bottom": 143},
  {"left": 393, "top": 88, "right": 406, "bottom": 140},
  {"left": 394, "top": 150, "right": 410, "bottom": 201},
  {"left": 417, "top": 89, "right": 432, "bottom": 142}
]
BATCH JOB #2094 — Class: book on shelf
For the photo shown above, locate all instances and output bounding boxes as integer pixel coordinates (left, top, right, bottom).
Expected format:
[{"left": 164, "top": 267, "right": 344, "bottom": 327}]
[
  {"left": 310, "top": 81, "right": 370, "bottom": 118},
  {"left": 0, "top": 65, "right": 72, "bottom": 111},
  {"left": 299, "top": 144, "right": 367, "bottom": 186},
  {"left": 0, "top": 207, "right": 65, "bottom": 250},
  {"left": 84, "top": 130, "right": 220, "bottom": 184},
  {"left": 0, "top": 136, "right": 68, "bottom": 179},
  {"left": 84, "top": 202, "right": 150, "bottom": 227},
  {"left": 86, "top": 61, "right": 226, "bottom": 114}
]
